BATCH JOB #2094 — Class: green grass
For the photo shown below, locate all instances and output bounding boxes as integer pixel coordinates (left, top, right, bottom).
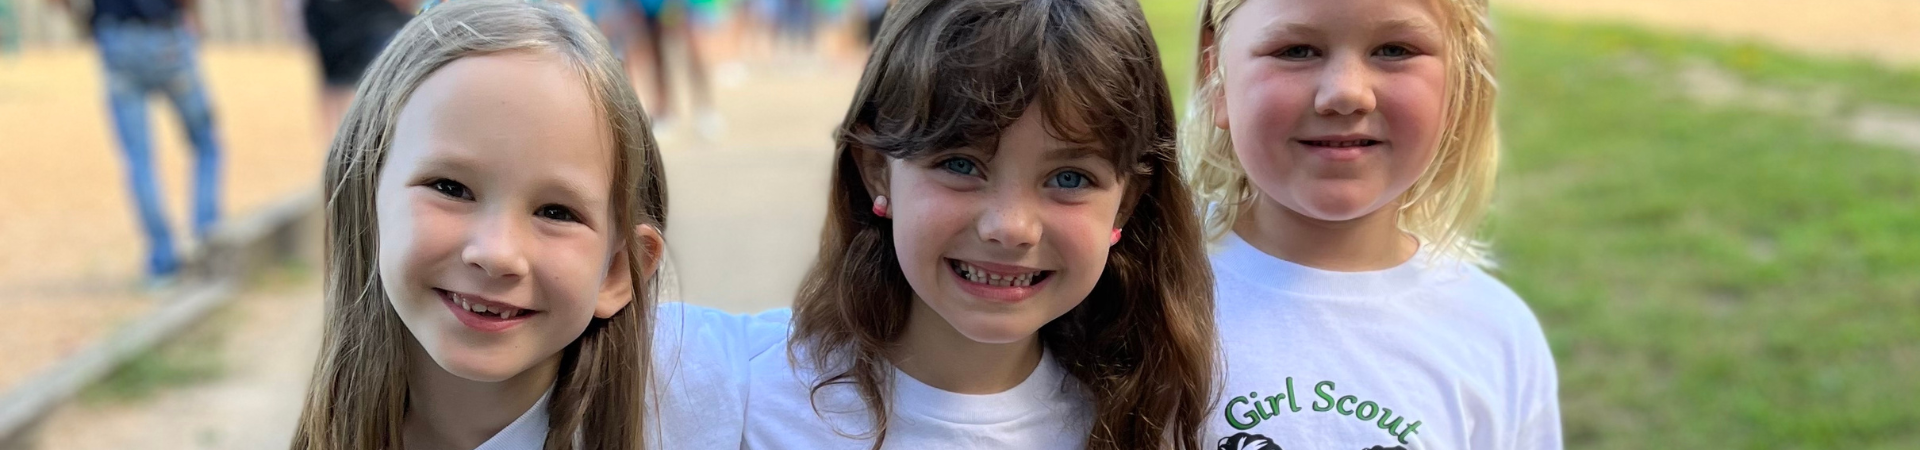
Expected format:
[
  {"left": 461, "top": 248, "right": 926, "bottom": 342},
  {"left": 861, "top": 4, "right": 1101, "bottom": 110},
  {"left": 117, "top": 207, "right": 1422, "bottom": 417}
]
[
  {"left": 1506, "top": 15, "right": 1920, "bottom": 113},
  {"left": 74, "top": 264, "right": 314, "bottom": 404},
  {"left": 1494, "top": 14, "right": 1920, "bottom": 448},
  {"left": 1140, "top": 0, "right": 1199, "bottom": 109},
  {"left": 1142, "top": 2, "right": 1920, "bottom": 447},
  {"left": 78, "top": 309, "right": 230, "bottom": 404}
]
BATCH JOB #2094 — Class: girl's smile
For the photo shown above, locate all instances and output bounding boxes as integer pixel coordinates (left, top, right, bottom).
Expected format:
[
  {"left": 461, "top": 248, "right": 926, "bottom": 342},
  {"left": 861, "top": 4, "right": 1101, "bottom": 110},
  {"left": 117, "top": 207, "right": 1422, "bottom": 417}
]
[
  {"left": 1296, "top": 133, "right": 1387, "bottom": 162},
  {"left": 945, "top": 258, "right": 1054, "bottom": 302},
  {"left": 435, "top": 288, "right": 540, "bottom": 332}
]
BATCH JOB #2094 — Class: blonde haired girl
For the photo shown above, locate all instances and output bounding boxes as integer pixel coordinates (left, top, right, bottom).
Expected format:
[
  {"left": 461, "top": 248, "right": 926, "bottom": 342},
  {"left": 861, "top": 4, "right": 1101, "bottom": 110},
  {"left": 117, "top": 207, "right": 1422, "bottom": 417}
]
[{"left": 1184, "top": 0, "right": 1561, "bottom": 447}]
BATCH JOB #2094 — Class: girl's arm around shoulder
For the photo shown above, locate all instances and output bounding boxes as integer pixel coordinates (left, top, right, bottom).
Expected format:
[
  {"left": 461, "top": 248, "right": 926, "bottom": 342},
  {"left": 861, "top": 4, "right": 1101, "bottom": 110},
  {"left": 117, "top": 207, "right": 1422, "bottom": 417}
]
[{"left": 649, "top": 303, "right": 792, "bottom": 448}]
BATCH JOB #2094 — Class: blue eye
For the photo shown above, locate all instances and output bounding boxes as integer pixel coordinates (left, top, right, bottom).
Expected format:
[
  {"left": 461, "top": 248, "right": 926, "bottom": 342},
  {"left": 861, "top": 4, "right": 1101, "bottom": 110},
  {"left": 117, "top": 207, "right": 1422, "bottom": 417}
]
[
  {"left": 941, "top": 158, "right": 981, "bottom": 176},
  {"left": 1048, "top": 171, "right": 1091, "bottom": 189}
]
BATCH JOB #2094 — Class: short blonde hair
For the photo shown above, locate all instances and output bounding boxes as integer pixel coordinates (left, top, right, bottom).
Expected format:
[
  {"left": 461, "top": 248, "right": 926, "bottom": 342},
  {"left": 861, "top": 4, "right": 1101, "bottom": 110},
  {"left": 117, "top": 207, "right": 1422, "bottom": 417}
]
[
  {"left": 1182, "top": 0, "right": 1501, "bottom": 266},
  {"left": 294, "top": 1, "right": 667, "bottom": 449}
]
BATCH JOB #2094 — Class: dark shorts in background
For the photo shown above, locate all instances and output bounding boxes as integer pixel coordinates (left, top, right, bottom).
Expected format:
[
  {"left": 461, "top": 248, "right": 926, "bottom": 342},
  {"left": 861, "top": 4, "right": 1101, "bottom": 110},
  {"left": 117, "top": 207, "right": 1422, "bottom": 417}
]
[{"left": 303, "top": 0, "right": 412, "bottom": 88}]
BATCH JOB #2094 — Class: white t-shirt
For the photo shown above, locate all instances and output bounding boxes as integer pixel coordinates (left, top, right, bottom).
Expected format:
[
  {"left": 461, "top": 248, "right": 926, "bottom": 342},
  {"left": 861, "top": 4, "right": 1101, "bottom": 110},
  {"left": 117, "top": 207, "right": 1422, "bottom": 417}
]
[
  {"left": 409, "top": 303, "right": 784, "bottom": 449},
  {"left": 473, "top": 390, "right": 551, "bottom": 450},
  {"left": 1207, "top": 232, "right": 1562, "bottom": 450},
  {"left": 652, "top": 302, "right": 793, "bottom": 448},
  {"left": 745, "top": 331, "right": 1093, "bottom": 449}
]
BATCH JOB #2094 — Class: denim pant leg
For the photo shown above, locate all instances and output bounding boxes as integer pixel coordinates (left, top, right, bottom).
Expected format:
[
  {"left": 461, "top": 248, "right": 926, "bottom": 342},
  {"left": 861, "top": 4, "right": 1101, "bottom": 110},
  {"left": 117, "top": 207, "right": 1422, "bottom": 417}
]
[
  {"left": 152, "top": 28, "right": 222, "bottom": 237},
  {"left": 95, "top": 22, "right": 180, "bottom": 276}
]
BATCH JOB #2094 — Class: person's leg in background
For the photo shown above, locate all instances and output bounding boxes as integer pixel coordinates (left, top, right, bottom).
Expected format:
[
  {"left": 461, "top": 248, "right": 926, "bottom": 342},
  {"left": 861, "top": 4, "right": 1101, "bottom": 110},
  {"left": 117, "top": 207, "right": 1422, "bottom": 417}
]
[
  {"left": 94, "top": 21, "right": 179, "bottom": 280},
  {"left": 155, "top": 25, "right": 222, "bottom": 239},
  {"left": 667, "top": 0, "right": 720, "bottom": 138}
]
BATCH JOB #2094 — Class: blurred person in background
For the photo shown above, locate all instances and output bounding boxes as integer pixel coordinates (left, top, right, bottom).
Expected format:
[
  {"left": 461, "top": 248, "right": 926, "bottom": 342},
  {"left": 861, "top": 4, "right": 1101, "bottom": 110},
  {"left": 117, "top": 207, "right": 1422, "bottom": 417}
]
[
  {"left": 857, "top": 0, "right": 886, "bottom": 46},
  {"left": 770, "top": 0, "right": 812, "bottom": 57},
  {"left": 48, "top": 0, "right": 225, "bottom": 287},
  {"left": 303, "top": 0, "right": 414, "bottom": 140},
  {"left": 1, "top": 0, "right": 18, "bottom": 55},
  {"left": 626, "top": 0, "right": 720, "bottom": 139}
]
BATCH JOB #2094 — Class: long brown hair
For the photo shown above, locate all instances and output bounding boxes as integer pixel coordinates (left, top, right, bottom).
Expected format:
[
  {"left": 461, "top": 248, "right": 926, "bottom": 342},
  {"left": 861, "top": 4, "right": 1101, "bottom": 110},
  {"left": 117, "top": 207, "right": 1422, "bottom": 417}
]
[
  {"left": 292, "top": 1, "right": 667, "bottom": 449},
  {"left": 789, "top": 0, "right": 1217, "bottom": 449}
]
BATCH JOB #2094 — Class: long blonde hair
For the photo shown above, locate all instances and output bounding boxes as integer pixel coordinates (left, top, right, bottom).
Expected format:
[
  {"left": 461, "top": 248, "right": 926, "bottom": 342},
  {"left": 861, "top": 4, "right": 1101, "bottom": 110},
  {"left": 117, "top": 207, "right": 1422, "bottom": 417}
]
[
  {"left": 791, "top": 1, "right": 1217, "bottom": 449},
  {"left": 292, "top": 1, "right": 668, "bottom": 449},
  {"left": 1182, "top": 0, "right": 1501, "bottom": 266}
]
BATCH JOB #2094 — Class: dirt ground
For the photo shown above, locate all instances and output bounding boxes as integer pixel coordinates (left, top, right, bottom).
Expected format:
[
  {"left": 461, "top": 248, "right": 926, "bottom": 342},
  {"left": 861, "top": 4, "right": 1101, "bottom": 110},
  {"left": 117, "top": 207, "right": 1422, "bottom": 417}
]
[
  {"left": 33, "top": 275, "right": 323, "bottom": 450},
  {"left": 1497, "top": 0, "right": 1920, "bottom": 67},
  {"left": 0, "top": 45, "right": 327, "bottom": 393}
]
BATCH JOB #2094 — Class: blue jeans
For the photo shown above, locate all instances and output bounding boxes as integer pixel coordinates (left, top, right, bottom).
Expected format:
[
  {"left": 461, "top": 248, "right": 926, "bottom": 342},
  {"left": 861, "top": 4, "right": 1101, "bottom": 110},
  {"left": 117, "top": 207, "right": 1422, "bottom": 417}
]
[{"left": 94, "top": 19, "right": 222, "bottom": 278}]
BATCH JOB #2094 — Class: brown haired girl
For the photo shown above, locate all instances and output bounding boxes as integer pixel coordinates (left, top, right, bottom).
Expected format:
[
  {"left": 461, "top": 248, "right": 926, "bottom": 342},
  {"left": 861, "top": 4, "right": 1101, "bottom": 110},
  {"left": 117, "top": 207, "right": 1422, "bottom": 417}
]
[{"left": 744, "top": 0, "right": 1218, "bottom": 449}]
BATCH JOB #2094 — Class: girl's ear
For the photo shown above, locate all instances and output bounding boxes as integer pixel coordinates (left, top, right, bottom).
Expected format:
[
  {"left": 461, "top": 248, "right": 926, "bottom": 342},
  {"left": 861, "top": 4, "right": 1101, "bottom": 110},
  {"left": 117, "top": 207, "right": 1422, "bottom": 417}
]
[
  {"left": 595, "top": 224, "right": 665, "bottom": 319},
  {"left": 853, "top": 138, "right": 891, "bottom": 199}
]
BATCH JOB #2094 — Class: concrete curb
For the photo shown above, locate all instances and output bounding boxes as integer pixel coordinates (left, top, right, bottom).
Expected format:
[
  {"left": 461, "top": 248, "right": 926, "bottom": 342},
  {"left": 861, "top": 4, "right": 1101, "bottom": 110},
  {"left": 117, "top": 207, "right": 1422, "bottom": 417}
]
[{"left": 0, "top": 188, "right": 320, "bottom": 449}]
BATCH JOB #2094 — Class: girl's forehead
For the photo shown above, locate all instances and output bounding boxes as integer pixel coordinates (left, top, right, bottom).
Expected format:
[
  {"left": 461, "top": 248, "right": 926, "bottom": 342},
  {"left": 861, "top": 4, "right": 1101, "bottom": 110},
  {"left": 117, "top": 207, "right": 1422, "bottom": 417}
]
[
  {"left": 388, "top": 52, "right": 618, "bottom": 192},
  {"left": 933, "top": 104, "right": 1123, "bottom": 164}
]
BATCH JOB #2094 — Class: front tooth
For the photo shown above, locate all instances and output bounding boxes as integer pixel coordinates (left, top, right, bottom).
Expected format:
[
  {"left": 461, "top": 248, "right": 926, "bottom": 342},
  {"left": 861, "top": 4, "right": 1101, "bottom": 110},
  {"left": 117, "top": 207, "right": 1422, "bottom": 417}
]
[
  {"left": 475, "top": 303, "right": 489, "bottom": 314},
  {"left": 503, "top": 309, "right": 517, "bottom": 319}
]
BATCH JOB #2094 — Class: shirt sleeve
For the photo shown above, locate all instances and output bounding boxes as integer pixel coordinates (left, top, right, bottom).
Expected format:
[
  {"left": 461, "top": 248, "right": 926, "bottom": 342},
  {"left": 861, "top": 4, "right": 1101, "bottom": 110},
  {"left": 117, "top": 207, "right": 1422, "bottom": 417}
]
[
  {"left": 1511, "top": 309, "right": 1563, "bottom": 450},
  {"left": 648, "top": 303, "right": 792, "bottom": 448}
]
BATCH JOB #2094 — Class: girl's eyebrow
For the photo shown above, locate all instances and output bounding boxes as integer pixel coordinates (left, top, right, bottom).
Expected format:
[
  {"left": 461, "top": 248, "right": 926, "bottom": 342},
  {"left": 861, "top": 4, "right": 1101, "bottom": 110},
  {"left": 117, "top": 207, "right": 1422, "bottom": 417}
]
[
  {"left": 414, "top": 150, "right": 478, "bottom": 174},
  {"left": 1254, "top": 17, "right": 1440, "bottom": 39},
  {"left": 1045, "top": 145, "right": 1105, "bottom": 161},
  {"left": 1374, "top": 17, "right": 1442, "bottom": 37}
]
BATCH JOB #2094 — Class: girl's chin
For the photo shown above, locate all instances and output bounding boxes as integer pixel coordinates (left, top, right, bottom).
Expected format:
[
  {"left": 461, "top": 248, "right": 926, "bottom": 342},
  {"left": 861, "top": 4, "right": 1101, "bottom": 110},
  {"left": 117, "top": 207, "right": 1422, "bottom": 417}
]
[
  {"left": 1282, "top": 187, "right": 1397, "bottom": 222},
  {"left": 424, "top": 344, "right": 529, "bottom": 383},
  {"left": 941, "top": 313, "right": 1046, "bottom": 346}
]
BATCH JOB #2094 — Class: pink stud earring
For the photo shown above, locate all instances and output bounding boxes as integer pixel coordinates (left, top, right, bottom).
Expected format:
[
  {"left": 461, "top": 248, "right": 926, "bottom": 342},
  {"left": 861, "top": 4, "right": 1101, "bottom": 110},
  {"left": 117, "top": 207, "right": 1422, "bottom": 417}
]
[
  {"left": 872, "top": 196, "right": 890, "bottom": 218},
  {"left": 1110, "top": 228, "right": 1123, "bottom": 245}
]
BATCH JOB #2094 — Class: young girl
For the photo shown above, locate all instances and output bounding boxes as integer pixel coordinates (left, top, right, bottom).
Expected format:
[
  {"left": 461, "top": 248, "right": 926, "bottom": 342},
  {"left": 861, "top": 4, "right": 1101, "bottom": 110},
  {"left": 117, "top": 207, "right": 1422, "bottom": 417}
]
[
  {"left": 290, "top": 1, "right": 775, "bottom": 448},
  {"left": 1184, "top": 0, "right": 1561, "bottom": 448},
  {"left": 745, "top": 0, "right": 1217, "bottom": 449}
]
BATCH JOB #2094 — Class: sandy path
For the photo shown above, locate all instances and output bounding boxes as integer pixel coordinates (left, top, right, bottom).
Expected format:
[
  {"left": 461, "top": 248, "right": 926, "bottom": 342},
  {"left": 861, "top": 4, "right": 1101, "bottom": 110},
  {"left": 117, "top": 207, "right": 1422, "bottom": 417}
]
[
  {"left": 0, "top": 45, "right": 324, "bottom": 395},
  {"left": 1496, "top": 0, "right": 1920, "bottom": 67},
  {"left": 34, "top": 277, "right": 322, "bottom": 450}
]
